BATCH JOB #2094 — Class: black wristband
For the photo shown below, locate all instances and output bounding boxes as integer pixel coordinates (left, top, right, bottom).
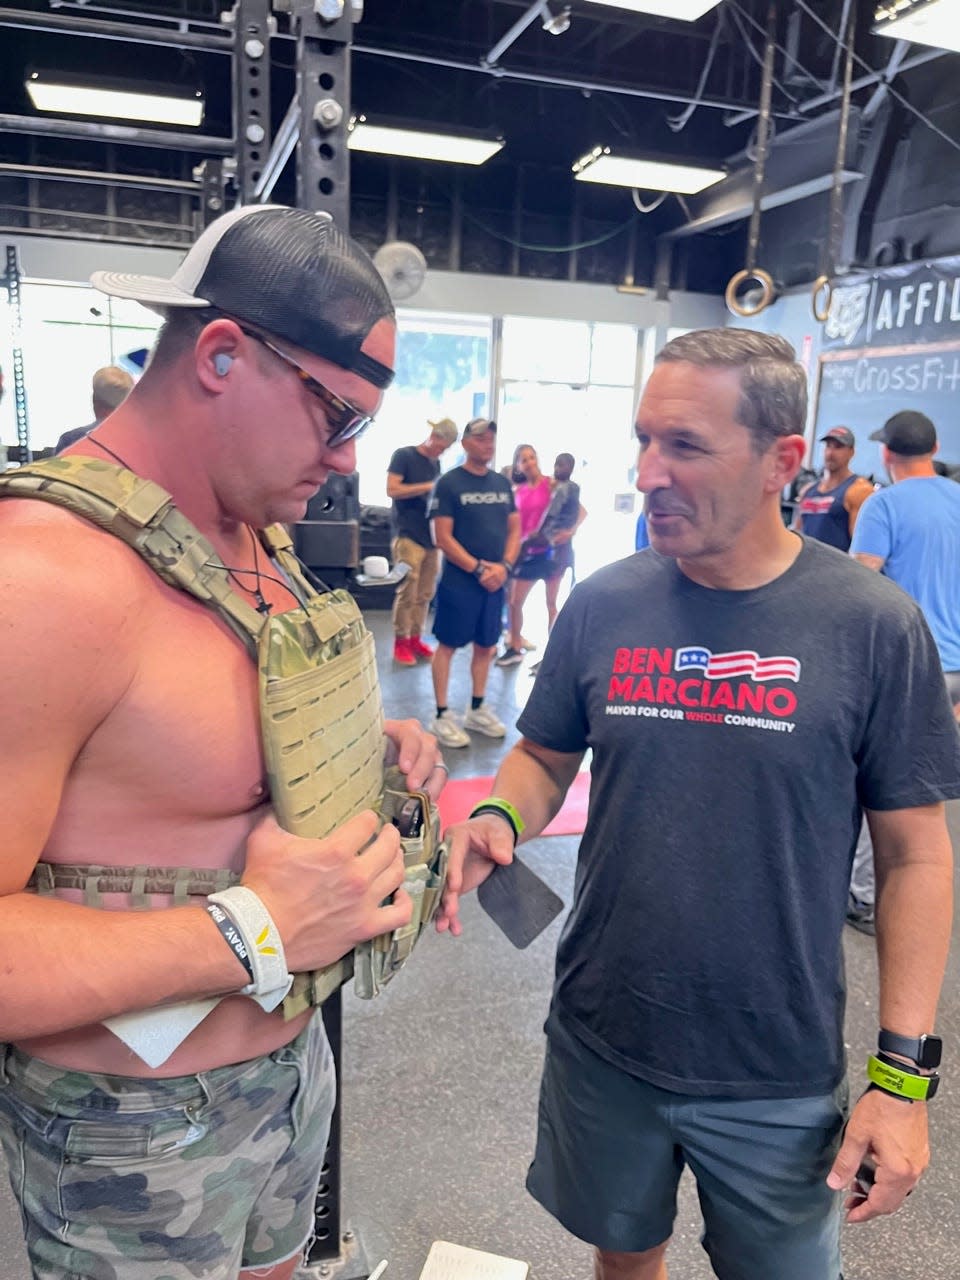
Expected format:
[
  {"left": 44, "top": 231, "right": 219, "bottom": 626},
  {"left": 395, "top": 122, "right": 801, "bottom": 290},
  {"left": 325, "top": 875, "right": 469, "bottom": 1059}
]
[{"left": 206, "top": 902, "right": 255, "bottom": 981}]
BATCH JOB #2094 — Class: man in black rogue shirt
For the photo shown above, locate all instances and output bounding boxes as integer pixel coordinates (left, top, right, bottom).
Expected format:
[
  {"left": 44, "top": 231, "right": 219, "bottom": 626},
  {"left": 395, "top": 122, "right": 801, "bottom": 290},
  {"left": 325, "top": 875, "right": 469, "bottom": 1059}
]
[
  {"left": 387, "top": 417, "right": 458, "bottom": 665},
  {"left": 437, "top": 330, "right": 960, "bottom": 1280},
  {"left": 428, "top": 418, "right": 520, "bottom": 748}
]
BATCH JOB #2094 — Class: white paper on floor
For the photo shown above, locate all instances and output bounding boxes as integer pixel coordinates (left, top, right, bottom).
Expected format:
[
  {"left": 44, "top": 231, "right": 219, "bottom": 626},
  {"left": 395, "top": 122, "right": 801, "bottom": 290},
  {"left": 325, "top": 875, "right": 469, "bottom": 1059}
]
[{"left": 418, "top": 1240, "right": 529, "bottom": 1280}]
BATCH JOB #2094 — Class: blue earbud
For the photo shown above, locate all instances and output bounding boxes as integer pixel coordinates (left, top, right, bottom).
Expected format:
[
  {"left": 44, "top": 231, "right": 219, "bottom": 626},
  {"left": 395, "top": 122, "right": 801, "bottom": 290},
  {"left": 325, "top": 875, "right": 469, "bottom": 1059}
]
[{"left": 213, "top": 353, "right": 233, "bottom": 377}]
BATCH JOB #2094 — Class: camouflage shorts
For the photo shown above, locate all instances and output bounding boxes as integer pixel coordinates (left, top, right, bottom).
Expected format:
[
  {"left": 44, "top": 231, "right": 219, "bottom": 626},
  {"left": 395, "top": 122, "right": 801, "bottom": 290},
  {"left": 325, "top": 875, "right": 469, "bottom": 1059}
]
[{"left": 0, "top": 1012, "right": 335, "bottom": 1279}]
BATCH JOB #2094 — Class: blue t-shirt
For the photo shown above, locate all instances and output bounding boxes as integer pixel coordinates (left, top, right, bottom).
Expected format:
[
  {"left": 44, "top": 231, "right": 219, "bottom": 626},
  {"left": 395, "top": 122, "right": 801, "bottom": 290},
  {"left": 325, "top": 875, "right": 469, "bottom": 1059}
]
[{"left": 850, "top": 475, "right": 960, "bottom": 671}]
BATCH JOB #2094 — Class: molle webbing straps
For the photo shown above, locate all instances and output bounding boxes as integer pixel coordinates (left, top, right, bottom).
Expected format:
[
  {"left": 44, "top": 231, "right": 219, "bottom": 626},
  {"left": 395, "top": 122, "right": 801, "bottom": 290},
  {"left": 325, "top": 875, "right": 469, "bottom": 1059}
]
[{"left": 0, "top": 458, "right": 265, "bottom": 659}]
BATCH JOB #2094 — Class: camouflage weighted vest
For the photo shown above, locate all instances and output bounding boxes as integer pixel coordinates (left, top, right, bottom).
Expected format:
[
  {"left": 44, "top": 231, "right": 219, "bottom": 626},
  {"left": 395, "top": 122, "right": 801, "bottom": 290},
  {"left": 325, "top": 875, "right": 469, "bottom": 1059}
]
[{"left": 0, "top": 457, "right": 446, "bottom": 1014}]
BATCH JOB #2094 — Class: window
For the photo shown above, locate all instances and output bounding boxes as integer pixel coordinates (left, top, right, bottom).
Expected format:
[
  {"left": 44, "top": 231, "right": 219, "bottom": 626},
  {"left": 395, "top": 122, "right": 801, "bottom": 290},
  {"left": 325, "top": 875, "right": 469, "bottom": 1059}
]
[{"left": 355, "top": 310, "right": 492, "bottom": 507}]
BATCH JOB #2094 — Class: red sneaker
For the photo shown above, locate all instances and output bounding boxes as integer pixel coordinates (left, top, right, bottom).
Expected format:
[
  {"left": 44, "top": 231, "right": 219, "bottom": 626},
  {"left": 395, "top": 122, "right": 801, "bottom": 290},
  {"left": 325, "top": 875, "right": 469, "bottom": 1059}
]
[
  {"left": 393, "top": 637, "right": 416, "bottom": 666},
  {"left": 409, "top": 635, "right": 435, "bottom": 660}
]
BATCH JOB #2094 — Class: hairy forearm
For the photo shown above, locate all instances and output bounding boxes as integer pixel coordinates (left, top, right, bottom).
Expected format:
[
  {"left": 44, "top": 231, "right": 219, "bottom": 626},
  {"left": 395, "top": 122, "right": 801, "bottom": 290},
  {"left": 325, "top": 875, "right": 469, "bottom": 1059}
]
[
  {"left": 491, "top": 740, "right": 583, "bottom": 843},
  {"left": 0, "top": 893, "right": 248, "bottom": 1039}
]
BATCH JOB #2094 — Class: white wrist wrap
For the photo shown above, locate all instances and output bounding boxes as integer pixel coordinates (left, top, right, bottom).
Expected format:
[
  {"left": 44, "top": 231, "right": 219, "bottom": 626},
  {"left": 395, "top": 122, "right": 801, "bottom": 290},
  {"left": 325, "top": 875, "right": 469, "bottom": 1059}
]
[{"left": 207, "top": 886, "right": 293, "bottom": 1000}]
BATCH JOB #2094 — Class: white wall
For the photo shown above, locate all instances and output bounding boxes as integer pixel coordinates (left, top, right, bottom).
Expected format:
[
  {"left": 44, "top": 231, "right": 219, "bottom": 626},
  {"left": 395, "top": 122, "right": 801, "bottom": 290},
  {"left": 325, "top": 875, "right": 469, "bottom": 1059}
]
[{"left": 3, "top": 232, "right": 726, "bottom": 331}]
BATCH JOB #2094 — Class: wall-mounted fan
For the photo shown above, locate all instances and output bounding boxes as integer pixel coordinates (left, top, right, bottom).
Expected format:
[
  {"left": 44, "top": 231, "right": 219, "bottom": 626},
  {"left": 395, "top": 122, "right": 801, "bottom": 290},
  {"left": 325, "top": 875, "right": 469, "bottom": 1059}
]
[{"left": 373, "top": 240, "right": 427, "bottom": 301}]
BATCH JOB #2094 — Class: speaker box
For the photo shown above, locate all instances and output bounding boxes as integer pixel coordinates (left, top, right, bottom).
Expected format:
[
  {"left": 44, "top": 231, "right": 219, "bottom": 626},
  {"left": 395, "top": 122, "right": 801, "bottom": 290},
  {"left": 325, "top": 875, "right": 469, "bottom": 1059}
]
[
  {"left": 294, "top": 520, "right": 359, "bottom": 569},
  {"left": 304, "top": 472, "right": 360, "bottom": 523}
]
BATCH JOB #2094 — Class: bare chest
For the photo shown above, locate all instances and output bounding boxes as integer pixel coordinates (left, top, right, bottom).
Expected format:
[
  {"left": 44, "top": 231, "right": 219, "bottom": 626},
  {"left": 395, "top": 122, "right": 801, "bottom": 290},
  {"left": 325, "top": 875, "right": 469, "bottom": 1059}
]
[{"left": 46, "top": 577, "right": 268, "bottom": 871}]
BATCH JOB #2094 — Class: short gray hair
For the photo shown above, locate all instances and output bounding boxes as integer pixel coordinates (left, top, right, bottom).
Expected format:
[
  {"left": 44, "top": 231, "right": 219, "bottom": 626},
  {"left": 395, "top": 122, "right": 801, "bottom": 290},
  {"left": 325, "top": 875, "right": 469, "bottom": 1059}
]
[{"left": 656, "top": 328, "right": 807, "bottom": 452}]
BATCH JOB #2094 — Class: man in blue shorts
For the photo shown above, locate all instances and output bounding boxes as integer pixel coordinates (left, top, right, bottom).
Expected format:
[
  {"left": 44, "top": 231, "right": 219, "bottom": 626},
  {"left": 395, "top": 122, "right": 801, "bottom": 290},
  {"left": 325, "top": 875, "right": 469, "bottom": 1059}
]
[
  {"left": 437, "top": 330, "right": 960, "bottom": 1280},
  {"left": 429, "top": 418, "right": 520, "bottom": 748}
]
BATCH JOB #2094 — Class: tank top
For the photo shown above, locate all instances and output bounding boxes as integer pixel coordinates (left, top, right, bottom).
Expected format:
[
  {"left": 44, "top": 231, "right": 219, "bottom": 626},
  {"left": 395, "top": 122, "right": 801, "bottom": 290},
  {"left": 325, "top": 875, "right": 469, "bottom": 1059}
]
[{"left": 799, "top": 473, "right": 863, "bottom": 551}]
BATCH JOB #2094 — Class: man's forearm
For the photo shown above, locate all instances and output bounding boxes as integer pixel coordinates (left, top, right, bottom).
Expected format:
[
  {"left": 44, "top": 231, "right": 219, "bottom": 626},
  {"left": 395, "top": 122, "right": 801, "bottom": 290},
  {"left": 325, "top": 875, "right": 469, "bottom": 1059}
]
[
  {"left": 875, "top": 858, "right": 953, "bottom": 1037},
  {"left": 434, "top": 533, "right": 481, "bottom": 573},
  {"left": 490, "top": 741, "right": 583, "bottom": 843},
  {"left": 871, "top": 806, "right": 954, "bottom": 1038},
  {"left": 0, "top": 893, "right": 249, "bottom": 1040}
]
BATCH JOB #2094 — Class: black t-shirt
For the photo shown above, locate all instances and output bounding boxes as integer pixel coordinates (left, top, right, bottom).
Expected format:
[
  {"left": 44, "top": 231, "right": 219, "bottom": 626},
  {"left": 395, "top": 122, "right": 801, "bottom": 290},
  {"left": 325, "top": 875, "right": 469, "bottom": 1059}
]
[
  {"left": 430, "top": 466, "right": 515, "bottom": 587},
  {"left": 518, "top": 538, "right": 960, "bottom": 1099},
  {"left": 389, "top": 445, "right": 440, "bottom": 547}
]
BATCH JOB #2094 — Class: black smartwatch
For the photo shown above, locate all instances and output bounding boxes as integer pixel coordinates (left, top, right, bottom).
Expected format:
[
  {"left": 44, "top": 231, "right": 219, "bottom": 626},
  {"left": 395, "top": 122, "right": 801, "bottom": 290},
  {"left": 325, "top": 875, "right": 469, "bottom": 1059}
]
[
  {"left": 472, "top": 560, "right": 485, "bottom": 580},
  {"left": 878, "top": 1029, "right": 942, "bottom": 1070}
]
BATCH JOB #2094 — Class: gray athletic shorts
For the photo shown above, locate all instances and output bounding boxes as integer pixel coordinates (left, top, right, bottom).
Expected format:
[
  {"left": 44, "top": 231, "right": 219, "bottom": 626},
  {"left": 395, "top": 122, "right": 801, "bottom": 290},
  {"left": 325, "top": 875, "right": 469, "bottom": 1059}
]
[
  {"left": 0, "top": 1011, "right": 335, "bottom": 1279},
  {"left": 526, "top": 1014, "right": 846, "bottom": 1280}
]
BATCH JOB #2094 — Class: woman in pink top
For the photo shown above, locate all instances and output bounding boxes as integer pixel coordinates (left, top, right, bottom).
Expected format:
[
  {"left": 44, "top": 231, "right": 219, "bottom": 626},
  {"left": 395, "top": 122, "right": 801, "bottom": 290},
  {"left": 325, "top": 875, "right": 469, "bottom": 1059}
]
[{"left": 497, "top": 444, "right": 553, "bottom": 666}]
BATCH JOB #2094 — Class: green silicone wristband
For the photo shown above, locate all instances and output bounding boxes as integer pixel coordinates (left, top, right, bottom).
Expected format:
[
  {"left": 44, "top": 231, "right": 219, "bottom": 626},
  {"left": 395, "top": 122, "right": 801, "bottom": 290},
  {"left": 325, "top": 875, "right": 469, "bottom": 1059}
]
[
  {"left": 469, "top": 797, "right": 526, "bottom": 845},
  {"left": 867, "top": 1054, "right": 935, "bottom": 1101}
]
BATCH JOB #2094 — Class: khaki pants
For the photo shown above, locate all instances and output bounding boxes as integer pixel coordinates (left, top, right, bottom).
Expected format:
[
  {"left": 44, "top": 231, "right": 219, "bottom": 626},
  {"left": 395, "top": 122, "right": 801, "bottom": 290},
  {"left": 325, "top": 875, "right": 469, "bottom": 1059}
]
[{"left": 392, "top": 535, "right": 440, "bottom": 638}]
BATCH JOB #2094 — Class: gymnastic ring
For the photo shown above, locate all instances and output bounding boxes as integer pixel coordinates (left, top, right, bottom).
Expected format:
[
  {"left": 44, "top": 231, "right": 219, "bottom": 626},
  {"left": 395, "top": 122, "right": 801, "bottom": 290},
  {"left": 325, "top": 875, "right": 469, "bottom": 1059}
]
[
  {"left": 811, "top": 274, "right": 833, "bottom": 323},
  {"left": 724, "top": 267, "right": 776, "bottom": 318}
]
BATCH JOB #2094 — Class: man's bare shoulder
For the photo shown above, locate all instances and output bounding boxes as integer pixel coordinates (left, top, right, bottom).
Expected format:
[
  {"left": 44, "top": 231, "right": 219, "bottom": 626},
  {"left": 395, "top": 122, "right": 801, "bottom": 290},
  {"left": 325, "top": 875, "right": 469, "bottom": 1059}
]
[{"left": 0, "top": 499, "right": 151, "bottom": 663}]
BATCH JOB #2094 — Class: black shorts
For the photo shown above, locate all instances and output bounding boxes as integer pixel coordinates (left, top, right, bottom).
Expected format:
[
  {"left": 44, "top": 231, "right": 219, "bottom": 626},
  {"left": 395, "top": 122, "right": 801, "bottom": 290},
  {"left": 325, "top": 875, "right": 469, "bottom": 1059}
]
[{"left": 513, "top": 551, "right": 555, "bottom": 582}]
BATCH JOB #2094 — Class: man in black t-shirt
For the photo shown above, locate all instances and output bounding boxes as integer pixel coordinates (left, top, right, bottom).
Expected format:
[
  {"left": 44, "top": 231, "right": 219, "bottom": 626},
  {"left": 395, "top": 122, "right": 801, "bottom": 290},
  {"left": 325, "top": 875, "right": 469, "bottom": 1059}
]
[
  {"left": 436, "top": 331, "right": 960, "bottom": 1280},
  {"left": 387, "top": 417, "right": 458, "bottom": 665},
  {"left": 427, "top": 418, "right": 520, "bottom": 748}
]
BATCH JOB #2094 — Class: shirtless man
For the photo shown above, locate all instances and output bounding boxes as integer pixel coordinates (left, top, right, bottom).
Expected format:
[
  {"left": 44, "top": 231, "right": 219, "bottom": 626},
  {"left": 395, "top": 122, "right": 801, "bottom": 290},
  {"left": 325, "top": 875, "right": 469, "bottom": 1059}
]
[{"left": 0, "top": 205, "right": 441, "bottom": 1280}]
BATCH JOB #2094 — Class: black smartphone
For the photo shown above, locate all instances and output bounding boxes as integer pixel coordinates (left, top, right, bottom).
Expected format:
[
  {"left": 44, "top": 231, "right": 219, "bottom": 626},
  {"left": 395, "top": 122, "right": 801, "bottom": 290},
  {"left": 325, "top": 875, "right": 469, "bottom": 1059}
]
[
  {"left": 851, "top": 1157, "right": 876, "bottom": 1204},
  {"left": 476, "top": 857, "right": 565, "bottom": 949}
]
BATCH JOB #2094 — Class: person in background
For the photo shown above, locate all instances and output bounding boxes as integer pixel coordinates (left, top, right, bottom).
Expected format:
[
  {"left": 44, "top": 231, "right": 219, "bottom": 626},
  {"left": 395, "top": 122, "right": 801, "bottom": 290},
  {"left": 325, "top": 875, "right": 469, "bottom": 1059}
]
[
  {"left": 844, "top": 409, "right": 960, "bottom": 934},
  {"left": 0, "top": 204, "right": 441, "bottom": 1280},
  {"left": 497, "top": 444, "right": 554, "bottom": 666},
  {"left": 386, "top": 417, "right": 458, "bottom": 665},
  {"left": 429, "top": 418, "right": 520, "bottom": 747},
  {"left": 527, "top": 452, "right": 587, "bottom": 676},
  {"left": 438, "top": 329, "right": 958, "bottom": 1280},
  {"left": 55, "top": 364, "right": 135, "bottom": 453},
  {"left": 794, "top": 426, "right": 874, "bottom": 550}
]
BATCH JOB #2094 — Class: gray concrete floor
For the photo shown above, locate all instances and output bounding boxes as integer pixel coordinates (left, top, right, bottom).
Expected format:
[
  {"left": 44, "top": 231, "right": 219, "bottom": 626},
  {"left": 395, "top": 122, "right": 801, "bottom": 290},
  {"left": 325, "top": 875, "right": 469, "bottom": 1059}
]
[{"left": 2, "top": 602, "right": 959, "bottom": 1280}]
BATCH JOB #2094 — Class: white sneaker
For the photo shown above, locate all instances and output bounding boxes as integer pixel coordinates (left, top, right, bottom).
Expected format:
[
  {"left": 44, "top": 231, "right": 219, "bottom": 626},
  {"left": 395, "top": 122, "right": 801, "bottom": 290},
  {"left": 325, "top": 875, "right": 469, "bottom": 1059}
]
[
  {"left": 432, "top": 710, "right": 470, "bottom": 748},
  {"left": 463, "top": 704, "right": 507, "bottom": 738}
]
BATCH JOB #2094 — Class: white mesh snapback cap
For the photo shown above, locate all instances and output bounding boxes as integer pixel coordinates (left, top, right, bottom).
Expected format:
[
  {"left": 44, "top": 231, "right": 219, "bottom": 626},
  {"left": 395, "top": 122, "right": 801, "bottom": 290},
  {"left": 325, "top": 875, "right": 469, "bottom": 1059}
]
[{"left": 91, "top": 204, "right": 396, "bottom": 388}]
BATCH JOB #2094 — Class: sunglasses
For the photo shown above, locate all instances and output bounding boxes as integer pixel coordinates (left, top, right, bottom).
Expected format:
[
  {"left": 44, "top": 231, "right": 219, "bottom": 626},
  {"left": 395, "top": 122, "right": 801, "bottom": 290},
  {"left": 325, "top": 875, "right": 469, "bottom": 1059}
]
[{"left": 238, "top": 326, "right": 376, "bottom": 447}]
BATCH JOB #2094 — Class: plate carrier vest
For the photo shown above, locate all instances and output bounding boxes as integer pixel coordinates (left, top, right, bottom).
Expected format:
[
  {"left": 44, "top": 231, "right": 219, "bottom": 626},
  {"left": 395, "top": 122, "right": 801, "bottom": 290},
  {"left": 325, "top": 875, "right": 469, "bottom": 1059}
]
[{"left": 0, "top": 457, "right": 447, "bottom": 1014}]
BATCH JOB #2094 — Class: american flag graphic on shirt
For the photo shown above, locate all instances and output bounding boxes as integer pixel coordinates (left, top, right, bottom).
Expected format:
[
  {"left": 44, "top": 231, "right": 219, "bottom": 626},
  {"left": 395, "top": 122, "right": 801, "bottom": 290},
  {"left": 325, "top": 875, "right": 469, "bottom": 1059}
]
[{"left": 675, "top": 646, "right": 802, "bottom": 683}]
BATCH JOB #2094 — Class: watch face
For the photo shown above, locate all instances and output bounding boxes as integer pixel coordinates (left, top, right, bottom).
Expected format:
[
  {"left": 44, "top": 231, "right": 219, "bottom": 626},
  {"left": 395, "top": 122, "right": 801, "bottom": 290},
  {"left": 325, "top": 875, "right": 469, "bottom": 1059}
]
[{"left": 919, "top": 1036, "right": 943, "bottom": 1070}]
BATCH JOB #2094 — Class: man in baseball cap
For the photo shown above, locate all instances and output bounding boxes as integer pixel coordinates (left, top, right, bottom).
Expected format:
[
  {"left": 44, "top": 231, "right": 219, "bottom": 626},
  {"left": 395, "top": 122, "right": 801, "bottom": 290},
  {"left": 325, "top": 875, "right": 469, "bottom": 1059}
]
[
  {"left": 794, "top": 424, "right": 874, "bottom": 551},
  {"left": 462, "top": 416, "right": 497, "bottom": 439},
  {"left": 428, "top": 416, "right": 519, "bottom": 747},
  {"left": 387, "top": 416, "right": 460, "bottom": 665},
  {"left": 0, "top": 204, "right": 444, "bottom": 1280},
  {"left": 847, "top": 409, "right": 960, "bottom": 932},
  {"left": 868, "top": 409, "right": 938, "bottom": 455}
]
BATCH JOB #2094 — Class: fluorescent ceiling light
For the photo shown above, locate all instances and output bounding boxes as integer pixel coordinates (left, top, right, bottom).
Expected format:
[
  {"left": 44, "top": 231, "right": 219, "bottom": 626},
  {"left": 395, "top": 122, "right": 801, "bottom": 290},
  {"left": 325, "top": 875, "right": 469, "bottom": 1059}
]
[
  {"left": 573, "top": 147, "right": 725, "bottom": 193},
  {"left": 26, "top": 72, "right": 203, "bottom": 127},
  {"left": 874, "top": 0, "right": 960, "bottom": 54},
  {"left": 348, "top": 119, "right": 503, "bottom": 165},
  {"left": 581, "top": 0, "right": 722, "bottom": 19}
]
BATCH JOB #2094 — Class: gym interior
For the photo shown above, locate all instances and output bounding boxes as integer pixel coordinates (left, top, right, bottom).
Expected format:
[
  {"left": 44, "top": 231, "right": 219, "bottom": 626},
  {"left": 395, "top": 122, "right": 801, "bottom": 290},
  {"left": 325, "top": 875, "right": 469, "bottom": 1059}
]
[{"left": 2, "top": 3, "right": 960, "bottom": 1278}]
